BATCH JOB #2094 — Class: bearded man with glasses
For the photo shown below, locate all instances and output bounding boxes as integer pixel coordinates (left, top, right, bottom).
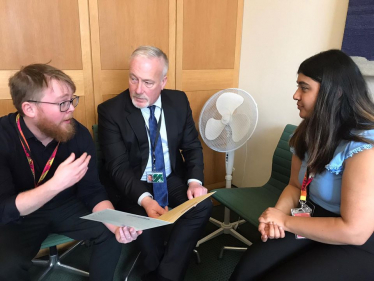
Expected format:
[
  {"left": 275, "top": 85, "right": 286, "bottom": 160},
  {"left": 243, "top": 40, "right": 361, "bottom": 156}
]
[{"left": 0, "top": 64, "right": 141, "bottom": 281}]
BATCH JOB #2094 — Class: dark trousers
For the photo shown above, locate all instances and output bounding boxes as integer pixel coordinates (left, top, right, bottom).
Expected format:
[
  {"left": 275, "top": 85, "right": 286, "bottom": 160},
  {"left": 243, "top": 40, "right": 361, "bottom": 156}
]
[
  {"left": 230, "top": 202, "right": 374, "bottom": 281},
  {"left": 117, "top": 173, "right": 213, "bottom": 281},
  {"left": 0, "top": 197, "right": 122, "bottom": 281}
]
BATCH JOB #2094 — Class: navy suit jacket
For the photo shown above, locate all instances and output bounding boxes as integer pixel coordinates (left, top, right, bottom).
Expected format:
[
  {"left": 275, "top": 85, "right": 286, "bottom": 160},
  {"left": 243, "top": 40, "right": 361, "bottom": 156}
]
[{"left": 98, "top": 89, "right": 204, "bottom": 204}]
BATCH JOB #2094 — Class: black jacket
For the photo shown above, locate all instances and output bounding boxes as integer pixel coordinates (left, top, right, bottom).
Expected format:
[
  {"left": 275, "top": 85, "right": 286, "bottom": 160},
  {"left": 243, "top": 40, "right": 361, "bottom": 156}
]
[{"left": 98, "top": 89, "right": 204, "bottom": 204}]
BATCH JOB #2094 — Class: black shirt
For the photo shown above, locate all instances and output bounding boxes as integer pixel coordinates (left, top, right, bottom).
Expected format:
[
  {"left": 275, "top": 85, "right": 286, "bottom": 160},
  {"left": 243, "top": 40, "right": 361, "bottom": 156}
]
[{"left": 0, "top": 113, "right": 108, "bottom": 224}]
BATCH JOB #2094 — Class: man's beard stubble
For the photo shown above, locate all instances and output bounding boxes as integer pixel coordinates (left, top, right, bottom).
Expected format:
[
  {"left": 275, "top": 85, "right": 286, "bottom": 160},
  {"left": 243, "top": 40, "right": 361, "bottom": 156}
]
[
  {"left": 131, "top": 93, "right": 149, "bottom": 109},
  {"left": 36, "top": 115, "right": 76, "bottom": 143}
]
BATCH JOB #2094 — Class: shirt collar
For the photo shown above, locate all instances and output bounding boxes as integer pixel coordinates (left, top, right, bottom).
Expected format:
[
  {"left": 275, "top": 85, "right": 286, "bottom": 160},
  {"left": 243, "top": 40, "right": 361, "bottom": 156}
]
[
  {"left": 140, "top": 95, "right": 162, "bottom": 112},
  {"left": 153, "top": 95, "right": 162, "bottom": 109}
]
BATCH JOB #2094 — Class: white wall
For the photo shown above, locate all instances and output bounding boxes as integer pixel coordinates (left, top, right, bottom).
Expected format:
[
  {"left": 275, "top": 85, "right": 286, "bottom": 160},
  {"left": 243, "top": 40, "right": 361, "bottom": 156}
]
[{"left": 233, "top": 0, "right": 349, "bottom": 187}]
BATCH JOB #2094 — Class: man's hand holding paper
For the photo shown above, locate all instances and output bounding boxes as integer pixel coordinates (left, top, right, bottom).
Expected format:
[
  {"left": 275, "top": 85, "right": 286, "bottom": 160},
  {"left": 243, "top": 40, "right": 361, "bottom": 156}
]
[
  {"left": 141, "top": 196, "right": 168, "bottom": 218},
  {"left": 187, "top": 181, "right": 208, "bottom": 199},
  {"left": 115, "top": 226, "right": 142, "bottom": 244}
]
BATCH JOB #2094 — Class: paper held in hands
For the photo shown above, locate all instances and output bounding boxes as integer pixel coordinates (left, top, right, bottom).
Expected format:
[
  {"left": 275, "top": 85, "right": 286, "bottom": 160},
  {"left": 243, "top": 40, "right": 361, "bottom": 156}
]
[{"left": 81, "top": 192, "right": 215, "bottom": 231}]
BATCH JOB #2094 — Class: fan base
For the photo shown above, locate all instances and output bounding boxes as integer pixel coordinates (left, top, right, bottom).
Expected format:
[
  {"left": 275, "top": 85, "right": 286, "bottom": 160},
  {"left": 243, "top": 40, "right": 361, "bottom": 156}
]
[{"left": 196, "top": 217, "right": 252, "bottom": 248}]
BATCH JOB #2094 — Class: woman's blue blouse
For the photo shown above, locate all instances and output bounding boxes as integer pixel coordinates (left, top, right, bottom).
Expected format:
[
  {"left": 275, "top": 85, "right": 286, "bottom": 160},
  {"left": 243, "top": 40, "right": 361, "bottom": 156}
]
[{"left": 293, "top": 129, "right": 374, "bottom": 214}]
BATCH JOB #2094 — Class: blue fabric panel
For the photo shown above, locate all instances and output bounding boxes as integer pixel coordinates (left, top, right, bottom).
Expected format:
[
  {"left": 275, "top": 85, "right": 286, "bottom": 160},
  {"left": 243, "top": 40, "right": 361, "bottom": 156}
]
[{"left": 342, "top": 0, "right": 374, "bottom": 61}]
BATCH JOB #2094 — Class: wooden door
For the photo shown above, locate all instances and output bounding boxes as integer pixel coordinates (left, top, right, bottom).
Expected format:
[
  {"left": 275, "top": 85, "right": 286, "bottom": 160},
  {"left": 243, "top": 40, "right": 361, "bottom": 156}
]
[
  {"left": 0, "top": 0, "right": 95, "bottom": 130},
  {"left": 176, "top": 0, "right": 244, "bottom": 189}
]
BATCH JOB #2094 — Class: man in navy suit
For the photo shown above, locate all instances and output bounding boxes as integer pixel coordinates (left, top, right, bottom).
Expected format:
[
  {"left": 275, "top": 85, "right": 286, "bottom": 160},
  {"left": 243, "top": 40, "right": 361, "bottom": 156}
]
[{"left": 98, "top": 46, "right": 212, "bottom": 281}]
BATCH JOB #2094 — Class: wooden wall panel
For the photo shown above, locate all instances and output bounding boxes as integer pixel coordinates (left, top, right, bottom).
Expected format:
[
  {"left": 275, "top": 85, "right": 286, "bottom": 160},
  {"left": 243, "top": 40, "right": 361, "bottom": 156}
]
[
  {"left": 100, "top": 70, "right": 130, "bottom": 97},
  {"left": 0, "top": 0, "right": 82, "bottom": 70},
  {"left": 181, "top": 69, "right": 236, "bottom": 92},
  {"left": 98, "top": 0, "right": 170, "bottom": 70},
  {"left": 90, "top": 0, "right": 176, "bottom": 118},
  {"left": 176, "top": 0, "right": 243, "bottom": 91},
  {"left": 0, "top": 0, "right": 95, "bottom": 132},
  {"left": 0, "top": 71, "right": 16, "bottom": 99},
  {"left": 102, "top": 94, "right": 118, "bottom": 103},
  {"left": 183, "top": 0, "right": 238, "bottom": 70},
  {"left": 177, "top": 0, "right": 244, "bottom": 189},
  {"left": 0, "top": 100, "right": 16, "bottom": 117},
  {"left": 78, "top": 0, "right": 96, "bottom": 131}
]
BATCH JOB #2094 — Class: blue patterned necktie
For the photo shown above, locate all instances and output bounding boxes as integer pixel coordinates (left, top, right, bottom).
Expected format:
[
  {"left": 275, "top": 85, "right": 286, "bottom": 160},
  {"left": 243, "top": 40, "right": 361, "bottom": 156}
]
[{"left": 148, "top": 105, "right": 168, "bottom": 207}]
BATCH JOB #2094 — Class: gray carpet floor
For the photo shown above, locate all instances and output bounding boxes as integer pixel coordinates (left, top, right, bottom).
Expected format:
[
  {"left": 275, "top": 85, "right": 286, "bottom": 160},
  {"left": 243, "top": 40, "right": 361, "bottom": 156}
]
[{"left": 29, "top": 204, "right": 261, "bottom": 281}]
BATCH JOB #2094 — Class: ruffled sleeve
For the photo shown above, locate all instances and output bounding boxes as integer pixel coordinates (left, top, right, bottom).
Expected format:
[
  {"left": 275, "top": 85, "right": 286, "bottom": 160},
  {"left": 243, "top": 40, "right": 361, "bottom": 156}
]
[
  {"left": 325, "top": 129, "right": 374, "bottom": 175},
  {"left": 290, "top": 146, "right": 295, "bottom": 154},
  {"left": 289, "top": 133, "right": 295, "bottom": 154}
]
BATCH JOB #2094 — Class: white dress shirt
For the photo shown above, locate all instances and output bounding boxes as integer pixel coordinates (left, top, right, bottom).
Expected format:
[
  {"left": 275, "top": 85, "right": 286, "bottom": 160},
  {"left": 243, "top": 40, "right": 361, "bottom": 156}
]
[{"left": 137, "top": 95, "right": 202, "bottom": 206}]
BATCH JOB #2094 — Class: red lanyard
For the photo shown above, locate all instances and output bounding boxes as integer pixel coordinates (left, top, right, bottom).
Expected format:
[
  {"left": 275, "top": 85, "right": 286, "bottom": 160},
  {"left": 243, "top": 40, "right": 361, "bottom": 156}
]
[
  {"left": 300, "top": 169, "right": 314, "bottom": 203},
  {"left": 16, "top": 114, "right": 60, "bottom": 187}
]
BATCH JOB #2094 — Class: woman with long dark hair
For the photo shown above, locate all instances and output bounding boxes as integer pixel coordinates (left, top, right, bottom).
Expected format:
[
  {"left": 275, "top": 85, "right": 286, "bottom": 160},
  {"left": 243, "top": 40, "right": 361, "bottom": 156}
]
[{"left": 230, "top": 50, "right": 374, "bottom": 281}]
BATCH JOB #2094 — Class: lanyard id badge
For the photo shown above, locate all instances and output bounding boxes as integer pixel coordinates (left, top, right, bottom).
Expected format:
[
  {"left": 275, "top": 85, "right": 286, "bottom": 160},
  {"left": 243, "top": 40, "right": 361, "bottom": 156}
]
[
  {"left": 291, "top": 169, "right": 315, "bottom": 239},
  {"left": 291, "top": 203, "right": 313, "bottom": 239},
  {"left": 146, "top": 171, "right": 164, "bottom": 183}
]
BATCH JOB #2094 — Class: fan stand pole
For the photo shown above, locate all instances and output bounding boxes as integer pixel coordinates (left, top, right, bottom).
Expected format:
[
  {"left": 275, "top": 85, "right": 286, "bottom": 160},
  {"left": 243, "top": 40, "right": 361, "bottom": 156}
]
[{"left": 196, "top": 151, "right": 252, "bottom": 248}]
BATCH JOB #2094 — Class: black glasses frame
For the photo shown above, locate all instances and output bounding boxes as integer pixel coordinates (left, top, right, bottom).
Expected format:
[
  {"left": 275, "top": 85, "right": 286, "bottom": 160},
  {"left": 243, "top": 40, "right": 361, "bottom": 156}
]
[{"left": 27, "top": 95, "right": 79, "bottom": 112}]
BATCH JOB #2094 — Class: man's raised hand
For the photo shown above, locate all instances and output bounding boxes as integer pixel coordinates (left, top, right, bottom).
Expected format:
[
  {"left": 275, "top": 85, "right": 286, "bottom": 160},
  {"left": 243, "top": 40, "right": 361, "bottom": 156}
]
[{"left": 52, "top": 152, "right": 91, "bottom": 191}]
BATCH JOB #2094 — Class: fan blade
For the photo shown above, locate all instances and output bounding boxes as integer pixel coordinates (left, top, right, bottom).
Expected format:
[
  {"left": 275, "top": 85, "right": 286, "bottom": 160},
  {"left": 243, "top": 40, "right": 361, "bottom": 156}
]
[
  {"left": 205, "top": 118, "right": 226, "bottom": 140},
  {"left": 216, "top": 92, "right": 244, "bottom": 116},
  {"left": 230, "top": 113, "right": 251, "bottom": 142}
]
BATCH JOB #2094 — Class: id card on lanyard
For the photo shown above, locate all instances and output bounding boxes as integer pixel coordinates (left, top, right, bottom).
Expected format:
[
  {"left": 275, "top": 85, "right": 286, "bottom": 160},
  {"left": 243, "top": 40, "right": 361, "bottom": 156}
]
[
  {"left": 291, "top": 169, "right": 315, "bottom": 239},
  {"left": 16, "top": 114, "right": 60, "bottom": 187}
]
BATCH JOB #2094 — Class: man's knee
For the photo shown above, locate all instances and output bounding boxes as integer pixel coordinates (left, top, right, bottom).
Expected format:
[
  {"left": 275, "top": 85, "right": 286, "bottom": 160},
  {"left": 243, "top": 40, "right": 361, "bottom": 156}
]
[
  {"left": 186, "top": 198, "right": 213, "bottom": 220},
  {"left": 198, "top": 197, "right": 213, "bottom": 212}
]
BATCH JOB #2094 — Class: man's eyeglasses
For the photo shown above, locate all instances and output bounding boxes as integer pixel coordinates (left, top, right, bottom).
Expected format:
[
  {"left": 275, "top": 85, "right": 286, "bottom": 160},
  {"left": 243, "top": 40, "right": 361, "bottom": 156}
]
[{"left": 27, "top": 95, "right": 79, "bottom": 112}]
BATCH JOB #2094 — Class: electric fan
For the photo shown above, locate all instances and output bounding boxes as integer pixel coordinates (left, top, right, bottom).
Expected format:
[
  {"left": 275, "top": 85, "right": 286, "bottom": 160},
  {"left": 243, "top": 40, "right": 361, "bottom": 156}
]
[{"left": 196, "top": 88, "right": 258, "bottom": 247}]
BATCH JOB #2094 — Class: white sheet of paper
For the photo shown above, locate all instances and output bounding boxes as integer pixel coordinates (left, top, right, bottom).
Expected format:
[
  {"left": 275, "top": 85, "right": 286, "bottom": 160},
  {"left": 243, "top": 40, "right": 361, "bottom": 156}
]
[{"left": 81, "top": 209, "right": 172, "bottom": 231}]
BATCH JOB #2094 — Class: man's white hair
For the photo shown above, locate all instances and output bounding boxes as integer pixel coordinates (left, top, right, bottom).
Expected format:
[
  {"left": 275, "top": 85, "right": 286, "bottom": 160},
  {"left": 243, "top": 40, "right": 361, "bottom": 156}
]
[{"left": 130, "top": 46, "right": 169, "bottom": 77}]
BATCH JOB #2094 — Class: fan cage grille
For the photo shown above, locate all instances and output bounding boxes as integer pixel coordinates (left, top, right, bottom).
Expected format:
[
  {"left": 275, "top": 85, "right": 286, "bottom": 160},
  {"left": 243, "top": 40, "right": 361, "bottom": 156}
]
[{"left": 198, "top": 88, "right": 258, "bottom": 152}]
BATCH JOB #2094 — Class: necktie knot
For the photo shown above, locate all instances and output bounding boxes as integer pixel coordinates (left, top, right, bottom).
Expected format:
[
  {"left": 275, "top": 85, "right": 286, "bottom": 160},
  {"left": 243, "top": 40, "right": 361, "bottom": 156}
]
[{"left": 148, "top": 105, "right": 156, "bottom": 117}]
